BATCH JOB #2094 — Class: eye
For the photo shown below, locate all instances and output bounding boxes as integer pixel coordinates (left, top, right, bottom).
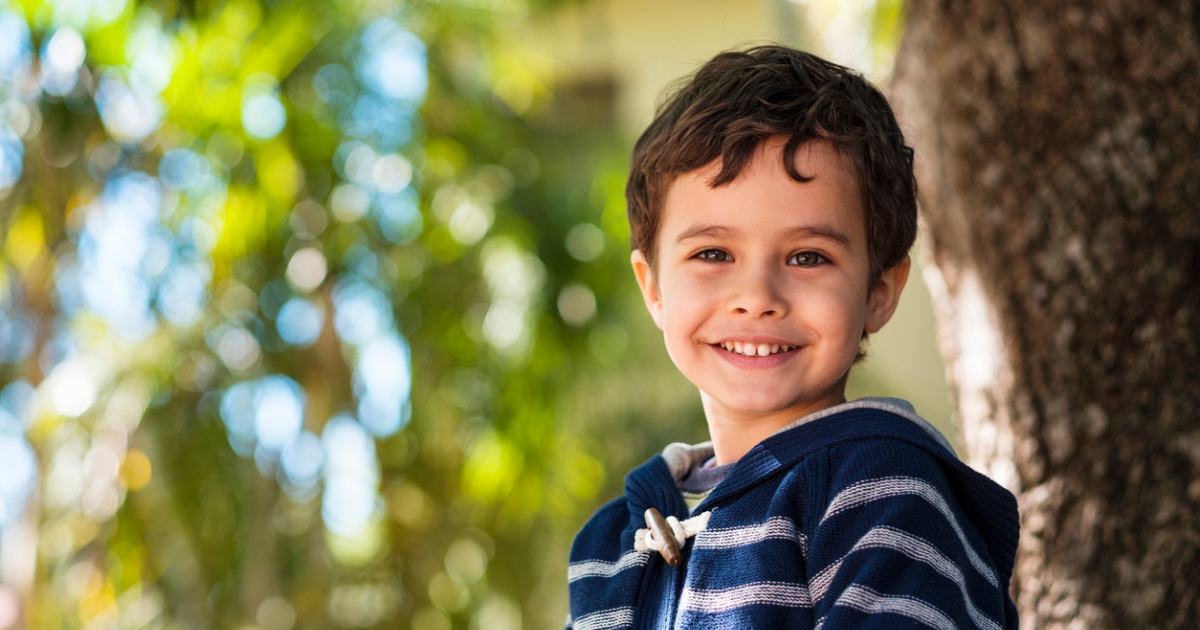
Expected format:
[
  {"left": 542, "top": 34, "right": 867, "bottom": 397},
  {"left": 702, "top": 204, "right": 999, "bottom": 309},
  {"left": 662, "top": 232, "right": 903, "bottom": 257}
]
[
  {"left": 788, "top": 251, "right": 826, "bottom": 267},
  {"left": 694, "top": 249, "right": 731, "bottom": 263}
]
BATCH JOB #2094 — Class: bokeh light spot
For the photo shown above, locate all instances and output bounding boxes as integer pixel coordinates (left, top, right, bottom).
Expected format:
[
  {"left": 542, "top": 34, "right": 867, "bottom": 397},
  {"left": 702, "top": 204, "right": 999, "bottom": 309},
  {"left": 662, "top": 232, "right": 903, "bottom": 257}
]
[
  {"left": 243, "top": 92, "right": 287, "bottom": 140},
  {"left": 356, "top": 19, "right": 428, "bottom": 103},
  {"left": 158, "top": 262, "right": 210, "bottom": 327},
  {"left": 445, "top": 539, "right": 488, "bottom": 585},
  {"left": 321, "top": 415, "right": 380, "bottom": 536},
  {"left": 331, "top": 183, "right": 370, "bottom": 222},
  {"left": 557, "top": 283, "right": 596, "bottom": 326},
  {"left": 376, "top": 189, "right": 422, "bottom": 244},
  {"left": 46, "top": 360, "right": 99, "bottom": 417},
  {"left": 281, "top": 430, "right": 323, "bottom": 493},
  {"left": 276, "top": 298, "right": 324, "bottom": 347},
  {"left": 254, "top": 375, "right": 305, "bottom": 452},
  {"left": 120, "top": 449, "right": 152, "bottom": 491},
  {"left": 158, "top": 149, "right": 206, "bottom": 191},
  {"left": 0, "top": 11, "right": 32, "bottom": 81},
  {"left": 354, "top": 332, "right": 411, "bottom": 401},
  {"left": 221, "top": 381, "right": 258, "bottom": 454},
  {"left": 0, "top": 434, "right": 37, "bottom": 527},
  {"left": 0, "top": 313, "right": 35, "bottom": 363},
  {"left": 212, "top": 326, "right": 261, "bottom": 372},
  {"left": 353, "top": 331, "right": 412, "bottom": 436},
  {"left": 257, "top": 596, "right": 297, "bottom": 630},
  {"left": 372, "top": 153, "right": 412, "bottom": 193},
  {"left": 0, "top": 125, "right": 24, "bottom": 189},
  {"left": 39, "top": 27, "right": 85, "bottom": 96},
  {"left": 332, "top": 280, "right": 393, "bottom": 345},
  {"left": 448, "top": 199, "right": 492, "bottom": 245},
  {"left": 95, "top": 72, "right": 164, "bottom": 143},
  {"left": 565, "top": 223, "right": 606, "bottom": 262},
  {"left": 285, "top": 247, "right": 328, "bottom": 292}
]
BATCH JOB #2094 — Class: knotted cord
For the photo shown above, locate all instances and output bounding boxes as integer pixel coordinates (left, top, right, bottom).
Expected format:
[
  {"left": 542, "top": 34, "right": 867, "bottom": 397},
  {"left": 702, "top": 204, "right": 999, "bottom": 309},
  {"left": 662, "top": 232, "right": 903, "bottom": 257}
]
[{"left": 635, "top": 509, "right": 711, "bottom": 565}]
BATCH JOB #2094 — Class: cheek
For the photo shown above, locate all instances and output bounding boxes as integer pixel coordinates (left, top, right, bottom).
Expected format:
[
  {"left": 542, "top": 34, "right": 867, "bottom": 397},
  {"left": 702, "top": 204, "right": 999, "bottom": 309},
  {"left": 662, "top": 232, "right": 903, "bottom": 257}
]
[
  {"left": 659, "top": 275, "right": 715, "bottom": 326},
  {"left": 801, "top": 282, "right": 868, "bottom": 339}
]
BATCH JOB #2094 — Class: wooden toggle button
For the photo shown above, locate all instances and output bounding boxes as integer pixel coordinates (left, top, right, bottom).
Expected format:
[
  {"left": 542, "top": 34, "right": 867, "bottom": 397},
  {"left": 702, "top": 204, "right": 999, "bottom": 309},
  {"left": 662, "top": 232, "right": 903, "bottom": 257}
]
[{"left": 645, "top": 507, "right": 682, "bottom": 567}]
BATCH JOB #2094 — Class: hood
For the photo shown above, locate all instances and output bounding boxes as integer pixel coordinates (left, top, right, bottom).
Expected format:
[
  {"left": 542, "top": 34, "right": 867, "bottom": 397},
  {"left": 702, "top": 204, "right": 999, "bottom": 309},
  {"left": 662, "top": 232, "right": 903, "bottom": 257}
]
[{"left": 658, "top": 397, "right": 957, "bottom": 483}]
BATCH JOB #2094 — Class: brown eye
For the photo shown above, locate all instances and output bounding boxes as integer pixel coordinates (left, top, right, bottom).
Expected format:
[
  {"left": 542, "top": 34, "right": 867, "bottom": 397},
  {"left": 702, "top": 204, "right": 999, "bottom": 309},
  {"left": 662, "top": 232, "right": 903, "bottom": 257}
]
[
  {"left": 789, "top": 251, "right": 825, "bottom": 266},
  {"left": 696, "top": 249, "right": 730, "bottom": 262}
]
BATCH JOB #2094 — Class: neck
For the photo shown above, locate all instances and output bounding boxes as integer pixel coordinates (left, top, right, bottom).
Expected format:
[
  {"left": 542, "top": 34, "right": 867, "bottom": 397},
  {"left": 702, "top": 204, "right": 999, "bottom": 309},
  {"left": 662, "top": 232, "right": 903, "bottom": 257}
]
[{"left": 702, "top": 382, "right": 848, "bottom": 465}]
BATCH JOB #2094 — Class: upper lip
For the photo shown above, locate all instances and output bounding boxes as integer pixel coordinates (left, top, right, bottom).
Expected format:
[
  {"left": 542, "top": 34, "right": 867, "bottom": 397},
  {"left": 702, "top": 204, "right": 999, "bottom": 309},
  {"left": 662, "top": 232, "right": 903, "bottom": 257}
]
[{"left": 709, "top": 335, "right": 799, "bottom": 346}]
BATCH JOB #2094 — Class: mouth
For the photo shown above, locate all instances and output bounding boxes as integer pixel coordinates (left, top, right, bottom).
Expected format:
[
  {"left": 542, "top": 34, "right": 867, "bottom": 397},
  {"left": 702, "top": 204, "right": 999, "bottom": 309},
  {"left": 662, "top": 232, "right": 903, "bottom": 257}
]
[{"left": 713, "top": 341, "right": 798, "bottom": 357}]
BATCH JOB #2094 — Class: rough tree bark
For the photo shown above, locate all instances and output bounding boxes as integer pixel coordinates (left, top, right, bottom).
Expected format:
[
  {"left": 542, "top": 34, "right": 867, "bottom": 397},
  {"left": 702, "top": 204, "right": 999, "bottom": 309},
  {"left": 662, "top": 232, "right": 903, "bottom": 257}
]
[{"left": 891, "top": 1, "right": 1200, "bottom": 628}]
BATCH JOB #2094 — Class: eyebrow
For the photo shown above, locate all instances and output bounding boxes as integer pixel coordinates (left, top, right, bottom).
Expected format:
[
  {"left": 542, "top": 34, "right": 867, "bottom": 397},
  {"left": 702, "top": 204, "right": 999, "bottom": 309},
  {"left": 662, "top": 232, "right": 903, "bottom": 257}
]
[
  {"left": 781, "top": 225, "right": 852, "bottom": 248},
  {"left": 674, "top": 224, "right": 735, "bottom": 244},
  {"left": 675, "top": 223, "right": 852, "bottom": 248}
]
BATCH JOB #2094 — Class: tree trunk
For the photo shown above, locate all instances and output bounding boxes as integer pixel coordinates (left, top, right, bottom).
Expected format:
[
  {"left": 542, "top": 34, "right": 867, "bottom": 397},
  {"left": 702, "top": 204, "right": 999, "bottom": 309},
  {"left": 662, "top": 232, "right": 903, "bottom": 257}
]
[{"left": 891, "top": 1, "right": 1200, "bottom": 628}]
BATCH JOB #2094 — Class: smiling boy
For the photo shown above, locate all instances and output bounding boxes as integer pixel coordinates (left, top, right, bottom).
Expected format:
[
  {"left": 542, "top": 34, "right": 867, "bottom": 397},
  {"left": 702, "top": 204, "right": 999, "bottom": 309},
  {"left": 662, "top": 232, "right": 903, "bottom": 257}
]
[
  {"left": 634, "top": 137, "right": 901, "bottom": 466},
  {"left": 565, "top": 47, "right": 1020, "bottom": 630}
]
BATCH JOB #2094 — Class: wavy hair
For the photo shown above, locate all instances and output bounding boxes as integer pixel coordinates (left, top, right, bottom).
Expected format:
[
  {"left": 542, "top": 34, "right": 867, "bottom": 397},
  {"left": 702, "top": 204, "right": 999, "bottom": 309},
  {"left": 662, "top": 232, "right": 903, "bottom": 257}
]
[{"left": 626, "top": 45, "right": 918, "bottom": 290}]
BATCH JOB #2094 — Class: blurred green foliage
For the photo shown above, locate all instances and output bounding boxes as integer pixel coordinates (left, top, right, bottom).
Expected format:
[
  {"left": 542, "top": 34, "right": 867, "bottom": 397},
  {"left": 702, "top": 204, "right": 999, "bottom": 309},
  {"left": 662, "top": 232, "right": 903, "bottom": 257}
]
[
  {"left": 0, "top": 0, "right": 710, "bottom": 628},
  {"left": 0, "top": 1, "right": 915, "bottom": 629}
]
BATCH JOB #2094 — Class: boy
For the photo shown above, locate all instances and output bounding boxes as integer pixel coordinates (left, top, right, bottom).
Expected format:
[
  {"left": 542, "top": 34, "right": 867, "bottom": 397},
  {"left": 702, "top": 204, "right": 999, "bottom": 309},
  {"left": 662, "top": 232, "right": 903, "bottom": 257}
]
[{"left": 566, "top": 46, "right": 1019, "bottom": 630}]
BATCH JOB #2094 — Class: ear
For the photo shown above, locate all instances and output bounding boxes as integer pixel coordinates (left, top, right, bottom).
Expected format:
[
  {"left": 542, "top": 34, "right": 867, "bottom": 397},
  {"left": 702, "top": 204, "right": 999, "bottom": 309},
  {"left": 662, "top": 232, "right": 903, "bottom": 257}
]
[
  {"left": 864, "top": 256, "right": 911, "bottom": 334},
  {"left": 631, "top": 249, "right": 664, "bottom": 330}
]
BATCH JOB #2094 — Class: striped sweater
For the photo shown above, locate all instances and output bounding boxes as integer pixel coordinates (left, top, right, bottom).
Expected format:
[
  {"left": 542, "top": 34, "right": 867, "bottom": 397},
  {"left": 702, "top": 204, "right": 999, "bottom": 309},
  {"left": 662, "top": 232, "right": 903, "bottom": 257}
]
[{"left": 566, "top": 399, "right": 1020, "bottom": 630}]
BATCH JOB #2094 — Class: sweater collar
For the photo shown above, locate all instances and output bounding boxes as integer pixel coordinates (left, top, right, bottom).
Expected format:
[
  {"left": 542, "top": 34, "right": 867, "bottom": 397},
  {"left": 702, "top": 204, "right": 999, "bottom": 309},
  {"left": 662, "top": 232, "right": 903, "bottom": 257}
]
[{"left": 655, "top": 397, "right": 955, "bottom": 483}]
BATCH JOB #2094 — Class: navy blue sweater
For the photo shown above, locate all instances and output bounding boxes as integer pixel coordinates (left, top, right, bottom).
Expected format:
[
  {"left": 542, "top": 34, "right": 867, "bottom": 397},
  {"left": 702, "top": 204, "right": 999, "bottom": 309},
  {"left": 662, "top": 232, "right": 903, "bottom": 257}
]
[{"left": 566, "top": 401, "right": 1019, "bottom": 630}]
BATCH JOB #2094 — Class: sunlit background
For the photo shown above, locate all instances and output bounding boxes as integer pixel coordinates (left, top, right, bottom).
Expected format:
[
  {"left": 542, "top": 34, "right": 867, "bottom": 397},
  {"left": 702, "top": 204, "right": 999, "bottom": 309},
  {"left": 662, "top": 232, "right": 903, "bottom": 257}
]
[{"left": 0, "top": 0, "right": 944, "bottom": 628}]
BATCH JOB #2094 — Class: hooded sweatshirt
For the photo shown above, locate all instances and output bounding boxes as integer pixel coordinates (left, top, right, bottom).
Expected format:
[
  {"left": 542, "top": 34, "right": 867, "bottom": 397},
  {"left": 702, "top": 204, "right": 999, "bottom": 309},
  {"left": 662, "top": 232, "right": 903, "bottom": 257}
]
[{"left": 565, "top": 398, "right": 1020, "bottom": 630}]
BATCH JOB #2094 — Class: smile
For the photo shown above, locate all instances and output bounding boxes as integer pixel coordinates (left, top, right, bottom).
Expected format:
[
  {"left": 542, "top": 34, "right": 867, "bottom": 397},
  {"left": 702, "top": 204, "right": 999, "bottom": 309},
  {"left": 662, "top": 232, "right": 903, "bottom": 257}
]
[{"left": 716, "top": 341, "right": 797, "bottom": 357}]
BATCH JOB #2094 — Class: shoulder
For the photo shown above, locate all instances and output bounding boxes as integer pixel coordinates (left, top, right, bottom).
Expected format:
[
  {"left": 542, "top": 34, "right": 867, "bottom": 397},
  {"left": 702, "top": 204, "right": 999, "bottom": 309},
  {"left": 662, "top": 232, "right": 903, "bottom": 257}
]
[
  {"left": 811, "top": 435, "right": 1017, "bottom": 540},
  {"left": 802, "top": 440, "right": 1020, "bottom": 629},
  {"left": 793, "top": 434, "right": 958, "bottom": 504},
  {"left": 570, "top": 450, "right": 684, "bottom": 559},
  {"left": 811, "top": 436, "right": 968, "bottom": 523},
  {"left": 571, "top": 496, "right": 630, "bottom": 546},
  {"left": 568, "top": 493, "right": 644, "bottom": 572},
  {"left": 823, "top": 436, "right": 954, "bottom": 483},
  {"left": 566, "top": 497, "right": 654, "bottom": 628},
  {"left": 804, "top": 436, "right": 1009, "bottom": 577},
  {"left": 582, "top": 495, "right": 630, "bottom": 525}
]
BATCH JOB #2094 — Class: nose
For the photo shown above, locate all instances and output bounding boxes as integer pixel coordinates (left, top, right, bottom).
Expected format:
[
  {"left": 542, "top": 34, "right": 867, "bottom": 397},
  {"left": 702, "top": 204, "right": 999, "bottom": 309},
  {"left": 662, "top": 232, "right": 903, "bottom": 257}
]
[{"left": 726, "top": 264, "right": 788, "bottom": 318}]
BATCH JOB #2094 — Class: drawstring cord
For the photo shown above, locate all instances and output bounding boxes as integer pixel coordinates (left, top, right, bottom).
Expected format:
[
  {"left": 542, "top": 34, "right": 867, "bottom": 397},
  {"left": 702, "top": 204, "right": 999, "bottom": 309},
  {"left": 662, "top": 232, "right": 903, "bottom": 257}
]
[{"left": 634, "top": 507, "right": 711, "bottom": 566}]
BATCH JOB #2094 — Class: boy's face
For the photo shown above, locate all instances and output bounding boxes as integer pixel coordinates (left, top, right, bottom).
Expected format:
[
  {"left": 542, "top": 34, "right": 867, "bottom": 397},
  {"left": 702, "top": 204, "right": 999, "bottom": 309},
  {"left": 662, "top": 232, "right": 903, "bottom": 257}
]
[{"left": 632, "top": 138, "right": 909, "bottom": 429}]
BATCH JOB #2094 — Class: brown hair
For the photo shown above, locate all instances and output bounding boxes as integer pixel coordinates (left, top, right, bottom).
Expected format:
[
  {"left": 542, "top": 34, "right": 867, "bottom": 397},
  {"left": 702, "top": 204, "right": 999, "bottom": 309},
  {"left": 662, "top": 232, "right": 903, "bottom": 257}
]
[{"left": 626, "top": 45, "right": 917, "bottom": 290}]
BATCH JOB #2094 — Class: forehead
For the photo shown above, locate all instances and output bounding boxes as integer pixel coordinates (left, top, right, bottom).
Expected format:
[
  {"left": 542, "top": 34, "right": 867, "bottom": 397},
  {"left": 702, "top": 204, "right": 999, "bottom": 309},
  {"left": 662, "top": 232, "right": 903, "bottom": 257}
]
[{"left": 659, "top": 139, "right": 865, "bottom": 246}]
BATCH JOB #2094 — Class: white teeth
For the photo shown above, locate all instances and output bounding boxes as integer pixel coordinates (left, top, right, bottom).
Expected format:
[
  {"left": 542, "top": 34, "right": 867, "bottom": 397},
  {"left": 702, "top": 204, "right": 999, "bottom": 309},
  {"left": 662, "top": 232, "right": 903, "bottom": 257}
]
[{"left": 719, "top": 342, "right": 796, "bottom": 356}]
